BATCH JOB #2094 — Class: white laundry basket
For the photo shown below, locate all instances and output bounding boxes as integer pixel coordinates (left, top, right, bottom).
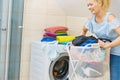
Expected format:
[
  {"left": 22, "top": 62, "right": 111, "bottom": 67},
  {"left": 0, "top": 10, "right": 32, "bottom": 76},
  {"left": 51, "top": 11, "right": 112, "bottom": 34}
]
[{"left": 68, "top": 43, "right": 110, "bottom": 80}]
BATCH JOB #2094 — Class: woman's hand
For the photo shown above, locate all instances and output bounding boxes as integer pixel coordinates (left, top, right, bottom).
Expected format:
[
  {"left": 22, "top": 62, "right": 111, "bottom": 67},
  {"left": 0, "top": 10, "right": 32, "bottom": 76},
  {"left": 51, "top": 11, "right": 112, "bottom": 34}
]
[{"left": 98, "top": 40, "right": 111, "bottom": 49}]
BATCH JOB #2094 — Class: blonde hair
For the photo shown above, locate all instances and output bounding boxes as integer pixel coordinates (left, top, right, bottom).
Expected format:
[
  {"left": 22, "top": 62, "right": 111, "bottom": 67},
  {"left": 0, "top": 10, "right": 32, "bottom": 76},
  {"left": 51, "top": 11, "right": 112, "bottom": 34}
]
[{"left": 96, "top": 0, "right": 110, "bottom": 12}]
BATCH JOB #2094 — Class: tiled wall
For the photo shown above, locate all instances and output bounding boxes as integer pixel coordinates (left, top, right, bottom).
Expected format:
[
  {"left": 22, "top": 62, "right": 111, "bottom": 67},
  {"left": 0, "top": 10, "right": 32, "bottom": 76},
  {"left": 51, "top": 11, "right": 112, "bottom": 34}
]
[{"left": 20, "top": 0, "right": 88, "bottom": 80}]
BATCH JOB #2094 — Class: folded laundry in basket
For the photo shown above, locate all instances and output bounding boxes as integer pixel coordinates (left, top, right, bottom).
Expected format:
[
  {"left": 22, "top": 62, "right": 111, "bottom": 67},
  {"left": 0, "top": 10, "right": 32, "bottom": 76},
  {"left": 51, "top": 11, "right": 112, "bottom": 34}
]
[
  {"left": 80, "top": 39, "right": 97, "bottom": 46},
  {"left": 98, "top": 38, "right": 111, "bottom": 42},
  {"left": 72, "top": 35, "right": 88, "bottom": 46},
  {"left": 72, "top": 35, "right": 98, "bottom": 46}
]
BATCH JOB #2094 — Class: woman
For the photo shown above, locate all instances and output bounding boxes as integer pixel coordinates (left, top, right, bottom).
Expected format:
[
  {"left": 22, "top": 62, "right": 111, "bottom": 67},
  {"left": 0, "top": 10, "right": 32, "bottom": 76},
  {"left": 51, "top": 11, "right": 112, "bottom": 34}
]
[{"left": 80, "top": 0, "right": 120, "bottom": 80}]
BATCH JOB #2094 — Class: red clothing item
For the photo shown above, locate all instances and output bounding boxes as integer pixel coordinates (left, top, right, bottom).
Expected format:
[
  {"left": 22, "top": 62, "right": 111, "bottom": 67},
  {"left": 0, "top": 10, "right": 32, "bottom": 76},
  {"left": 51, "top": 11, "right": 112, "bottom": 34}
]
[
  {"left": 43, "top": 32, "right": 56, "bottom": 38},
  {"left": 44, "top": 26, "right": 68, "bottom": 33}
]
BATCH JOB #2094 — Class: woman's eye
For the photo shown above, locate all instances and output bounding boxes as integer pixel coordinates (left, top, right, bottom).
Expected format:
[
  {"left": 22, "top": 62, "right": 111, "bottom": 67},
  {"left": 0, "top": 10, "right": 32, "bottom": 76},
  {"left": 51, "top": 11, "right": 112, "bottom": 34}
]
[{"left": 87, "top": 4, "right": 93, "bottom": 7}]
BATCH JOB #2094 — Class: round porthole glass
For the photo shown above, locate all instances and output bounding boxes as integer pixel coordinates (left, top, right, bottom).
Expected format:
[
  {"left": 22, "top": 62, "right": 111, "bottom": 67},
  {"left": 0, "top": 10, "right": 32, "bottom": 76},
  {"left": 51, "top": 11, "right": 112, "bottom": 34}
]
[{"left": 49, "top": 53, "right": 69, "bottom": 80}]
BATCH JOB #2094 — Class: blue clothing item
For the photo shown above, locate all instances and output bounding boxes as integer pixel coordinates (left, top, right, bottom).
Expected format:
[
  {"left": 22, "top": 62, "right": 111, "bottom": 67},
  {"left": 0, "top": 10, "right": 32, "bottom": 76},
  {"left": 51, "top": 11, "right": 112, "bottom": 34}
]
[
  {"left": 80, "top": 39, "right": 97, "bottom": 46},
  {"left": 41, "top": 37, "right": 56, "bottom": 42},
  {"left": 84, "top": 12, "right": 120, "bottom": 56},
  {"left": 110, "top": 54, "right": 120, "bottom": 80}
]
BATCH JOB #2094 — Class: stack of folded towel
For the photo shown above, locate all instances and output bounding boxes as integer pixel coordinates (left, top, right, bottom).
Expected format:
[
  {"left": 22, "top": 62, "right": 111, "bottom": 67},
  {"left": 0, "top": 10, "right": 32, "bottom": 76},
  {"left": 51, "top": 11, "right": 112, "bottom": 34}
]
[{"left": 41, "top": 26, "right": 68, "bottom": 42}]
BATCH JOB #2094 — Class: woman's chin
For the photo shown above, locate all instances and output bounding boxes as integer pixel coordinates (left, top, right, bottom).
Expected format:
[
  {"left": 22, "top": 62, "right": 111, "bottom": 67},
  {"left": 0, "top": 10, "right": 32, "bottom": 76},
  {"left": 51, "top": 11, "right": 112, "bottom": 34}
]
[{"left": 91, "top": 11, "right": 96, "bottom": 14}]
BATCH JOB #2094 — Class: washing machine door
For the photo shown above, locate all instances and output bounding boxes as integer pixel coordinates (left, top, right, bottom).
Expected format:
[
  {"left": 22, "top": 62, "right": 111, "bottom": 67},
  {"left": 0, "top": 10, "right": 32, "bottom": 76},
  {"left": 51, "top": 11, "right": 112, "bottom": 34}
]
[{"left": 49, "top": 52, "right": 69, "bottom": 80}]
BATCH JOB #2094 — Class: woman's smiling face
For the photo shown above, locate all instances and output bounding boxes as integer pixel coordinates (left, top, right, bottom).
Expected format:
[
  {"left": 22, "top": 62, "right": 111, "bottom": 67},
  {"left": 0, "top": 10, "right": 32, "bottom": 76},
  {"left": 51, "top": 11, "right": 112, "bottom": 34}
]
[{"left": 87, "top": 0, "right": 102, "bottom": 14}]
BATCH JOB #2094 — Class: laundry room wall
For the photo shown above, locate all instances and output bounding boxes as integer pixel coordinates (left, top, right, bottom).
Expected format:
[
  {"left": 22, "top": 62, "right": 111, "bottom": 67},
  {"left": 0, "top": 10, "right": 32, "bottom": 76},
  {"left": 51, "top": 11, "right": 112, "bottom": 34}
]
[{"left": 20, "top": 0, "right": 90, "bottom": 80}]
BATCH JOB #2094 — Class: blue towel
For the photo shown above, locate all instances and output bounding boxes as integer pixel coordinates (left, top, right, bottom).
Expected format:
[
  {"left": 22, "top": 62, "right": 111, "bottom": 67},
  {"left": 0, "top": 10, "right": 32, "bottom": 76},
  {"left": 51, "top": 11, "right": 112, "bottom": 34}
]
[{"left": 41, "top": 37, "right": 56, "bottom": 42}]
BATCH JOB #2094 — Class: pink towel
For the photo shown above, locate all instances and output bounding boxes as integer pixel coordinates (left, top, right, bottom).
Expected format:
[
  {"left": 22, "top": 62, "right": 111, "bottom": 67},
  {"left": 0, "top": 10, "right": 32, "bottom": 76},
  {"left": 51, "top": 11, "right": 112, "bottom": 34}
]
[
  {"left": 44, "top": 26, "right": 68, "bottom": 33},
  {"left": 43, "top": 32, "right": 56, "bottom": 38}
]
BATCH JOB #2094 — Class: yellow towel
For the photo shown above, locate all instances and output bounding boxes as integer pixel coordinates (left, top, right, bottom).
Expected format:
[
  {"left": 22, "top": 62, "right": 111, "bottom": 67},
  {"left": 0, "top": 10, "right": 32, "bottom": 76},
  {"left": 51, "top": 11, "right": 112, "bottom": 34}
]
[{"left": 56, "top": 36, "right": 75, "bottom": 43}]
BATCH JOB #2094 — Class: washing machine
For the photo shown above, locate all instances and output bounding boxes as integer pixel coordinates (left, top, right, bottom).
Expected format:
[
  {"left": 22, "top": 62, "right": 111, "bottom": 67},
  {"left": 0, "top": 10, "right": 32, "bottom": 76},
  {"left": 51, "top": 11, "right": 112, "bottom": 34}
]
[{"left": 30, "top": 41, "right": 69, "bottom": 80}]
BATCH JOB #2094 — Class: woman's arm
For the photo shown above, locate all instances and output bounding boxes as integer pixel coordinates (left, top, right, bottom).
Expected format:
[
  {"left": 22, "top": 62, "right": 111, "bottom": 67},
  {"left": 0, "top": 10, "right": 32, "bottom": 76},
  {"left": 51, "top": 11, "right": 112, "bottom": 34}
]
[
  {"left": 80, "top": 16, "right": 91, "bottom": 35},
  {"left": 108, "top": 27, "right": 120, "bottom": 47},
  {"left": 80, "top": 26, "right": 88, "bottom": 35},
  {"left": 99, "top": 26, "right": 120, "bottom": 49}
]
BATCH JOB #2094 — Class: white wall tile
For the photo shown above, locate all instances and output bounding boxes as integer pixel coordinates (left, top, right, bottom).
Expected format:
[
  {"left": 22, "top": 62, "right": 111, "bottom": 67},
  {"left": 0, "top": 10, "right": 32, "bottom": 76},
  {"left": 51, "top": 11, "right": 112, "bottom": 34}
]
[
  {"left": 47, "top": 9, "right": 66, "bottom": 16},
  {"left": 46, "top": 15, "right": 66, "bottom": 26},
  {"left": 23, "top": 14, "right": 47, "bottom": 30},
  {"left": 24, "top": 0, "right": 47, "bottom": 11},
  {"left": 47, "top": 0, "right": 66, "bottom": 16},
  {"left": 20, "top": 62, "right": 30, "bottom": 75},
  {"left": 67, "top": 16, "right": 87, "bottom": 36},
  {"left": 47, "top": 0, "right": 60, "bottom": 9}
]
